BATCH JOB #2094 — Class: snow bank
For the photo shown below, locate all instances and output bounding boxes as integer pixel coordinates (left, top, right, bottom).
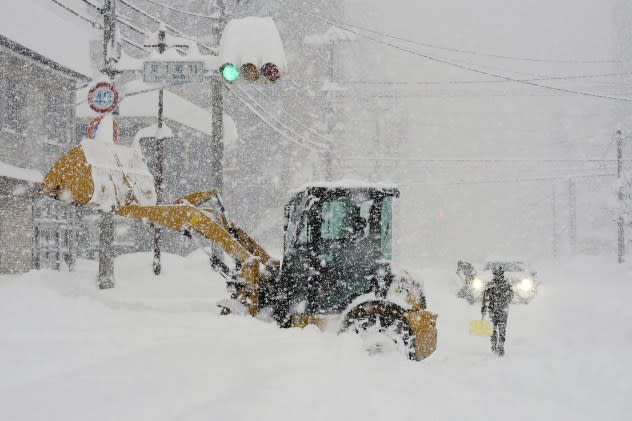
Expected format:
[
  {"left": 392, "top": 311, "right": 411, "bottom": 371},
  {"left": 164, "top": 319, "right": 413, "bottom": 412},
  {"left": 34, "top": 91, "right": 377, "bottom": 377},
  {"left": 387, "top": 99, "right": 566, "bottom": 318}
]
[
  {"left": 219, "top": 17, "right": 288, "bottom": 73},
  {"left": 0, "top": 252, "right": 629, "bottom": 420},
  {"left": 0, "top": 161, "right": 42, "bottom": 183}
]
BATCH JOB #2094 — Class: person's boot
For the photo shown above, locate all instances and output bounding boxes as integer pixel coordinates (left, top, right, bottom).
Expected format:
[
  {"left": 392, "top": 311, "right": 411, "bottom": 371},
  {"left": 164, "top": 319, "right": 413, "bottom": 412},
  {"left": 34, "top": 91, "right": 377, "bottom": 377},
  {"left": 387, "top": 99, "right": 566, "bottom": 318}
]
[
  {"left": 497, "top": 344, "right": 504, "bottom": 357},
  {"left": 491, "top": 330, "right": 497, "bottom": 353}
]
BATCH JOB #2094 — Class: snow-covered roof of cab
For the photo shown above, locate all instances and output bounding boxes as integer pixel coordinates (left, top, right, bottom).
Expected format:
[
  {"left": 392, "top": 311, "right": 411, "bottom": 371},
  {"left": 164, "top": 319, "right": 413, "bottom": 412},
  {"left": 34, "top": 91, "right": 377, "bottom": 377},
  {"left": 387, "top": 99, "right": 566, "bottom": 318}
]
[
  {"left": 0, "top": 0, "right": 95, "bottom": 79},
  {"left": 292, "top": 180, "right": 400, "bottom": 196}
]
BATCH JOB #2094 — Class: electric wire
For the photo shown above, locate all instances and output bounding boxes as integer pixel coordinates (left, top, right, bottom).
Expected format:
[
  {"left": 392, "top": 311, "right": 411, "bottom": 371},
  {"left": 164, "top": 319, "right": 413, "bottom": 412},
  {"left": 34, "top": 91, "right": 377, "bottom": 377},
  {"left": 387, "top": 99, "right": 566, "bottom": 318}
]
[
  {"left": 49, "top": 0, "right": 150, "bottom": 53},
  {"left": 249, "top": 85, "right": 334, "bottom": 145},
  {"left": 49, "top": 0, "right": 100, "bottom": 28},
  {"left": 283, "top": 3, "right": 632, "bottom": 102},
  {"left": 398, "top": 173, "right": 616, "bottom": 187},
  {"left": 278, "top": 0, "right": 620, "bottom": 65},
  {"left": 287, "top": 72, "right": 632, "bottom": 87},
  {"left": 78, "top": 0, "right": 99, "bottom": 10},
  {"left": 226, "top": 85, "right": 324, "bottom": 152},
  {"left": 231, "top": 84, "right": 328, "bottom": 150},
  {"left": 118, "top": 0, "right": 216, "bottom": 53},
  {"left": 138, "top": 0, "right": 220, "bottom": 20}
]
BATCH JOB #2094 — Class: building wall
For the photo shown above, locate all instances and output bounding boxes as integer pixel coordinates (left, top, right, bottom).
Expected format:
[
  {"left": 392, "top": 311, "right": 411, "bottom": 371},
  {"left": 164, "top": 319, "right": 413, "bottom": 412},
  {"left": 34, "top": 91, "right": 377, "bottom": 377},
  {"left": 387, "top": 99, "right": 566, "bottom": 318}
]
[
  {"left": 0, "top": 45, "right": 77, "bottom": 174},
  {"left": 0, "top": 177, "right": 35, "bottom": 273},
  {"left": 0, "top": 41, "right": 82, "bottom": 273}
]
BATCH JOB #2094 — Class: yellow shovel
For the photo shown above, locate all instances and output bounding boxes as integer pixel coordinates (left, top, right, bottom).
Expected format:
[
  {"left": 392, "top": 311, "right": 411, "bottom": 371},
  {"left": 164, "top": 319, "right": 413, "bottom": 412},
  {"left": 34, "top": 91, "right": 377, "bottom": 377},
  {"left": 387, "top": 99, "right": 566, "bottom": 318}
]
[{"left": 470, "top": 318, "right": 493, "bottom": 337}]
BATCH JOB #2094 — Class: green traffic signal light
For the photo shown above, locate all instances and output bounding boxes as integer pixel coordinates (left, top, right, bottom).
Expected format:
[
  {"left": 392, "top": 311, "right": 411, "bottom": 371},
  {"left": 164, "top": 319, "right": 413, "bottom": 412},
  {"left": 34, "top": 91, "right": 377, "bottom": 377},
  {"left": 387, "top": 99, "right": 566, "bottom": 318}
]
[{"left": 220, "top": 63, "right": 240, "bottom": 82}]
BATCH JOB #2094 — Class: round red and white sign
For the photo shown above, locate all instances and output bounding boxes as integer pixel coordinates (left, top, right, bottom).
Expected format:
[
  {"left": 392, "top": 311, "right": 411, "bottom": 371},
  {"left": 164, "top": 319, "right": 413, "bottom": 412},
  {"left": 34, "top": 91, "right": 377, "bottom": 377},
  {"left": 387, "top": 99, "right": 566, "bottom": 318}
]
[
  {"left": 87, "top": 115, "right": 120, "bottom": 142},
  {"left": 88, "top": 81, "right": 120, "bottom": 113}
]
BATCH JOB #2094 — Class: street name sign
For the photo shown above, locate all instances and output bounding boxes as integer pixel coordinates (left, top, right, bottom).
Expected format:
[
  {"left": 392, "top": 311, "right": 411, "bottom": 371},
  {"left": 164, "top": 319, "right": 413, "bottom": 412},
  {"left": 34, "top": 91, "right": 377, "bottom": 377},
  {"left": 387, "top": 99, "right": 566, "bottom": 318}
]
[{"left": 143, "top": 61, "right": 205, "bottom": 83}]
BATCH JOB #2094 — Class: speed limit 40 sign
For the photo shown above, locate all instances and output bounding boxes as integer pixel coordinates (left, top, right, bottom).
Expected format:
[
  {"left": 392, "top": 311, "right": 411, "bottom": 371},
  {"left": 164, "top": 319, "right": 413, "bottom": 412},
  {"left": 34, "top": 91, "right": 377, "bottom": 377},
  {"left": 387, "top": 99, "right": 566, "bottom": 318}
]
[{"left": 88, "top": 81, "right": 120, "bottom": 113}]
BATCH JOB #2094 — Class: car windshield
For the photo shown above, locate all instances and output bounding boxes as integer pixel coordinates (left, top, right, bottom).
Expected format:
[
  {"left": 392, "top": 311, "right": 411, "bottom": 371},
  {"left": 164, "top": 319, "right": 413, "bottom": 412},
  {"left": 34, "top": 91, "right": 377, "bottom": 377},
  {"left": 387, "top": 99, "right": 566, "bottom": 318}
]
[{"left": 484, "top": 261, "right": 525, "bottom": 272}]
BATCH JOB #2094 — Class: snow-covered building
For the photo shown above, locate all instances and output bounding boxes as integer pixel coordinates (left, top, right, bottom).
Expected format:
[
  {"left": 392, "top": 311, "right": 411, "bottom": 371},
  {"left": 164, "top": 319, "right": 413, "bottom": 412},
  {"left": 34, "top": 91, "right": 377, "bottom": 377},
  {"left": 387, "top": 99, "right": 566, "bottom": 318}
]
[
  {"left": 0, "top": 0, "right": 94, "bottom": 273},
  {"left": 75, "top": 88, "right": 238, "bottom": 257}
]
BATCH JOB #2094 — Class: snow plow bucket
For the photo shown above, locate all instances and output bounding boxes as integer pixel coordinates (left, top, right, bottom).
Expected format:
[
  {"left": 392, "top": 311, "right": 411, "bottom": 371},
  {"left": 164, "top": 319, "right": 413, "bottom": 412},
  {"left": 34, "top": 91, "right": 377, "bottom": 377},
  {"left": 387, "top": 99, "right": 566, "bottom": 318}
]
[
  {"left": 470, "top": 319, "right": 493, "bottom": 337},
  {"left": 42, "top": 116, "right": 156, "bottom": 210},
  {"left": 407, "top": 310, "right": 438, "bottom": 360}
]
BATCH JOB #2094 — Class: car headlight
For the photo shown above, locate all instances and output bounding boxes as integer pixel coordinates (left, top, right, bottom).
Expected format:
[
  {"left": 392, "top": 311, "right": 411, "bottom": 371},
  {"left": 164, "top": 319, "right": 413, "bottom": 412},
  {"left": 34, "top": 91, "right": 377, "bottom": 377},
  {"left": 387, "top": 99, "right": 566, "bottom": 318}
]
[
  {"left": 472, "top": 278, "right": 484, "bottom": 290},
  {"left": 518, "top": 278, "right": 534, "bottom": 292}
]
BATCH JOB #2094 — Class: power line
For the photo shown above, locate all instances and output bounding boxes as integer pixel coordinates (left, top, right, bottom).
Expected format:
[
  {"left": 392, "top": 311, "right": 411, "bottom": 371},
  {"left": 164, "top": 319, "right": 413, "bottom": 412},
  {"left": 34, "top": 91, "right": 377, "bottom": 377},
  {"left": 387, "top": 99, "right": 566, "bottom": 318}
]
[
  {"left": 399, "top": 173, "right": 616, "bottom": 187},
  {"left": 346, "top": 157, "right": 622, "bottom": 163},
  {"left": 226, "top": 85, "right": 324, "bottom": 153},
  {"left": 115, "top": 15, "right": 146, "bottom": 35},
  {"left": 78, "top": 0, "right": 99, "bottom": 10},
  {"left": 284, "top": 3, "right": 632, "bottom": 102},
  {"left": 249, "top": 85, "right": 333, "bottom": 145},
  {"left": 118, "top": 0, "right": 216, "bottom": 53},
  {"left": 288, "top": 72, "right": 632, "bottom": 87},
  {"left": 278, "top": 1, "right": 620, "bottom": 65},
  {"left": 231, "top": 84, "right": 328, "bottom": 150},
  {"left": 49, "top": 0, "right": 151, "bottom": 54},
  {"left": 138, "top": 0, "right": 220, "bottom": 20},
  {"left": 49, "top": 0, "right": 100, "bottom": 28}
]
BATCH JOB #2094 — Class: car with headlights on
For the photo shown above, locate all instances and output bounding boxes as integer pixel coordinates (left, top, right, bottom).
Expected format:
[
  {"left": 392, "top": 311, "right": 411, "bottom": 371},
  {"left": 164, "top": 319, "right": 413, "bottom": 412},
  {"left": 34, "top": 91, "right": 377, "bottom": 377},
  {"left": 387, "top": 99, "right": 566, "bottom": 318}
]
[{"left": 456, "top": 259, "right": 539, "bottom": 304}]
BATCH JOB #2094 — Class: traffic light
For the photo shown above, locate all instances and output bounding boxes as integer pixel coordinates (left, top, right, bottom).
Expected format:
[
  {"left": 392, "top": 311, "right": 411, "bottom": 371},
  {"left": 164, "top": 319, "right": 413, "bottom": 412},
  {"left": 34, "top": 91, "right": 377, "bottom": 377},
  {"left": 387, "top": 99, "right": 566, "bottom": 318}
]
[
  {"left": 219, "top": 62, "right": 282, "bottom": 83},
  {"left": 240, "top": 63, "right": 259, "bottom": 81},
  {"left": 261, "top": 63, "right": 280, "bottom": 82},
  {"left": 220, "top": 63, "right": 240, "bottom": 82}
]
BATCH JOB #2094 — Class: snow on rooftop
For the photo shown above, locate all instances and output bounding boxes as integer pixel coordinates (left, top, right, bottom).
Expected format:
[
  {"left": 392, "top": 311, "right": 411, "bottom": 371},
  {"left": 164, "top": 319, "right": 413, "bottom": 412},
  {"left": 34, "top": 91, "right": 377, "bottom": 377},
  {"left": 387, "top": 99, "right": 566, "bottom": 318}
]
[
  {"left": 77, "top": 89, "right": 238, "bottom": 144},
  {"left": 0, "top": 0, "right": 96, "bottom": 77},
  {"left": 219, "top": 17, "right": 288, "bottom": 73},
  {"left": 0, "top": 161, "right": 43, "bottom": 183}
]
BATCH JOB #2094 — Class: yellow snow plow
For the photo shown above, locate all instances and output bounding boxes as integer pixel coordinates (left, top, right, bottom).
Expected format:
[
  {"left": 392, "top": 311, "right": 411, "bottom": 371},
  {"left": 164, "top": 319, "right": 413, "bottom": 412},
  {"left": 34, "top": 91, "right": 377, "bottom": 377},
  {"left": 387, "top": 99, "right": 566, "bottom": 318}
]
[{"left": 42, "top": 117, "right": 437, "bottom": 361}]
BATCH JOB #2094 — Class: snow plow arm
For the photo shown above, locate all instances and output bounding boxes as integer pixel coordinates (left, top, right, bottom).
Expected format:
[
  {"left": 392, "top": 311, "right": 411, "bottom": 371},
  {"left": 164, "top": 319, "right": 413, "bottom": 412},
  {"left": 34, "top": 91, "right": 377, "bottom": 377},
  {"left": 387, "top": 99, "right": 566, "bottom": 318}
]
[{"left": 116, "top": 203, "right": 277, "bottom": 316}]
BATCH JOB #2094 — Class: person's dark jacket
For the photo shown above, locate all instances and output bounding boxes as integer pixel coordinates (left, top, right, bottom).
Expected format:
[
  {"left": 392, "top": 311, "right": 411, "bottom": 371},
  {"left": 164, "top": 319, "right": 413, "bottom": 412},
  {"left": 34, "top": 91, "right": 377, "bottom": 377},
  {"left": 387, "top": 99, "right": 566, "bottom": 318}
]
[{"left": 481, "top": 278, "right": 513, "bottom": 319}]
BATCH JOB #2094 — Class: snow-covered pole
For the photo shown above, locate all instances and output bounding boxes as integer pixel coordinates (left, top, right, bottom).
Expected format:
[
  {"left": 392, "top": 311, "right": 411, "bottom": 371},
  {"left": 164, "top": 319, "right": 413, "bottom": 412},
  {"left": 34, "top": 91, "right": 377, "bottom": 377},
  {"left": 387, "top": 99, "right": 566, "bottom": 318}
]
[
  {"left": 617, "top": 130, "right": 625, "bottom": 263},
  {"left": 153, "top": 86, "right": 164, "bottom": 276},
  {"left": 210, "top": 0, "right": 226, "bottom": 193},
  {"left": 97, "top": 0, "right": 119, "bottom": 289}
]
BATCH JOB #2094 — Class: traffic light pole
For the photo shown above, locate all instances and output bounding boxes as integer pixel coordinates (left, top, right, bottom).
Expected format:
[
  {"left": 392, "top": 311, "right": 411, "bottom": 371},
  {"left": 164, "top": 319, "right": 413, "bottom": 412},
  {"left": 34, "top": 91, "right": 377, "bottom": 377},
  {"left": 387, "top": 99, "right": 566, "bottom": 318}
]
[
  {"left": 153, "top": 87, "right": 164, "bottom": 275},
  {"left": 210, "top": 0, "right": 226, "bottom": 193},
  {"left": 98, "top": 0, "right": 118, "bottom": 289}
]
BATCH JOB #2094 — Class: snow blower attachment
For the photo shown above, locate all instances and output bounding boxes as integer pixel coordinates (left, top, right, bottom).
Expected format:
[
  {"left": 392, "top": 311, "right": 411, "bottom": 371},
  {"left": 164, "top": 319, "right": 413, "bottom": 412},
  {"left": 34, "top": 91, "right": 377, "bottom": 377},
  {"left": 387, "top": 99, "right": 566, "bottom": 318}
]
[
  {"left": 42, "top": 115, "right": 157, "bottom": 210},
  {"left": 42, "top": 123, "right": 437, "bottom": 361}
]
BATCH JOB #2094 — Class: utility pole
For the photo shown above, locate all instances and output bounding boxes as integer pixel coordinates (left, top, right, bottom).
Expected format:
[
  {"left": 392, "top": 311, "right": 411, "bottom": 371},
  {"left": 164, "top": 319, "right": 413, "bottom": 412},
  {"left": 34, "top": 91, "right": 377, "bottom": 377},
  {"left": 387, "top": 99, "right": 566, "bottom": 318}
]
[
  {"left": 97, "top": 0, "right": 119, "bottom": 289},
  {"left": 153, "top": 88, "right": 164, "bottom": 275},
  {"left": 144, "top": 27, "right": 172, "bottom": 276},
  {"left": 569, "top": 178, "right": 577, "bottom": 255},
  {"left": 617, "top": 130, "right": 625, "bottom": 263},
  {"left": 552, "top": 182, "right": 558, "bottom": 259},
  {"left": 210, "top": 0, "right": 226, "bottom": 192}
]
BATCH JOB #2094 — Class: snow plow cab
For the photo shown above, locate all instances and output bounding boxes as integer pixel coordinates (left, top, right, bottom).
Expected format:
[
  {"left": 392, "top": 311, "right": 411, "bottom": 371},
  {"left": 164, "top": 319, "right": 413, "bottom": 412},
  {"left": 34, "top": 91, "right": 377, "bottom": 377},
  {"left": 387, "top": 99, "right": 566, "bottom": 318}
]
[{"left": 271, "top": 184, "right": 437, "bottom": 360}]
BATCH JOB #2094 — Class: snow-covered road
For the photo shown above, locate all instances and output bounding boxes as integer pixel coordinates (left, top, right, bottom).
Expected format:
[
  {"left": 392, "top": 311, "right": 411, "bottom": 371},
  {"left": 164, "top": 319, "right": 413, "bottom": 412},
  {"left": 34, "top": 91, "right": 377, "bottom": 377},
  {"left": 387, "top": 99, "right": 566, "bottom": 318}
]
[{"left": 0, "top": 252, "right": 629, "bottom": 420}]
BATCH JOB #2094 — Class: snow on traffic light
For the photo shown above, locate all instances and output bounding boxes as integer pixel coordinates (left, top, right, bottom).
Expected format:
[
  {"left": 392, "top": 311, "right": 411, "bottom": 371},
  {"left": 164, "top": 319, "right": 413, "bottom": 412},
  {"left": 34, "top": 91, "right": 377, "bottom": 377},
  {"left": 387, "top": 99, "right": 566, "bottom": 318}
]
[{"left": 218, "top": 17, "right": 287, "bottom": 84}]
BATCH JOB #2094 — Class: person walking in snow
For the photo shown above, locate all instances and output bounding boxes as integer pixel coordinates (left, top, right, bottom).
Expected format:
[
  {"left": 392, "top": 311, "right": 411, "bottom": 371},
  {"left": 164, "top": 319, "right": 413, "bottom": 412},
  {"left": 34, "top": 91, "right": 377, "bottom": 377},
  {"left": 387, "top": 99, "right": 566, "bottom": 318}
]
[{"left": 481, "top": 265, "right": 514, "bottom": 356}]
